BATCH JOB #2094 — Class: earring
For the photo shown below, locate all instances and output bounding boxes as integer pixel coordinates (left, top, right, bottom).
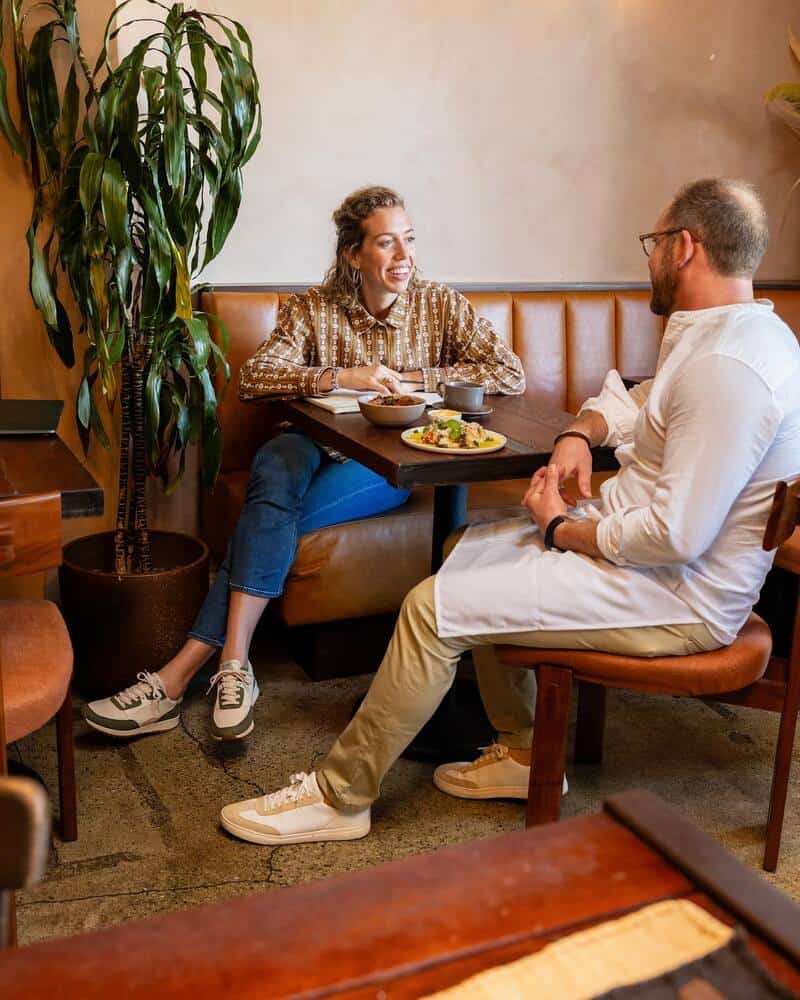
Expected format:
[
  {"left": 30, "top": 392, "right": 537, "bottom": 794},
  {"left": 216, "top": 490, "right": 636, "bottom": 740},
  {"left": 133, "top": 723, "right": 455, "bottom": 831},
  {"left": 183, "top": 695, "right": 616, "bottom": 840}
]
[{"left": 352, "top": 268, "right": 362, "bottom": 289}]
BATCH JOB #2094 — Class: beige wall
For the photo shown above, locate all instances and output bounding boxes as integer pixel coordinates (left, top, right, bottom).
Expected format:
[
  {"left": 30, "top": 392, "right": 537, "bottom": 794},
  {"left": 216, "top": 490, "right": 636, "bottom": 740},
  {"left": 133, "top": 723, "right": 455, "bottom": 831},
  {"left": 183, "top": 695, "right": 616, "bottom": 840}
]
[
  {"left": 165, "top": 0, "right": 800, "bottom": 285},
  {"left": 2, "top": 1, "right": 800, "bottom": 565}
]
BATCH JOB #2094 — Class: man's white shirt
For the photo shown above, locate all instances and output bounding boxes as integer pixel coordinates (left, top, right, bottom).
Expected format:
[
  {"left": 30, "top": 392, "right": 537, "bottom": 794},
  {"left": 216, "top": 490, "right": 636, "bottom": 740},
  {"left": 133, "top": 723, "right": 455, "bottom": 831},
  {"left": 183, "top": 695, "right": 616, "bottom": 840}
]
[{"left": 435, "top": 301, "right": 800, "bottom": 643}]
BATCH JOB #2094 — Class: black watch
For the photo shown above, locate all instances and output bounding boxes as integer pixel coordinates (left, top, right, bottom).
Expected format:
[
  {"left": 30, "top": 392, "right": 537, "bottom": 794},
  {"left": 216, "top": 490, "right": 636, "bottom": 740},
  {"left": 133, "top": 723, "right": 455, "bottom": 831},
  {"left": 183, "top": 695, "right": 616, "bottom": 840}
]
[{"left": 544, "top": 515, "right": 568, "bottom": 552}]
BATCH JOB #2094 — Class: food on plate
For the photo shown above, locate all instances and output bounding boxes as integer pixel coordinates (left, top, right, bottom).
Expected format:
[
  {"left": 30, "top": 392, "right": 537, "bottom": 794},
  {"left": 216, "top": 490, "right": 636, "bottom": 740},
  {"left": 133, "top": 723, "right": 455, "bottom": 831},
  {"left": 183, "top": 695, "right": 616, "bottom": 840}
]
[
  {"left": 414, "top": 418, "right": 496, "bottom": 449},
  {"left": 368, "top": 394, "right": 425, "bottom": 407},
  {"left": 427, "top": 408, "right": 461, "bottom": 422}
]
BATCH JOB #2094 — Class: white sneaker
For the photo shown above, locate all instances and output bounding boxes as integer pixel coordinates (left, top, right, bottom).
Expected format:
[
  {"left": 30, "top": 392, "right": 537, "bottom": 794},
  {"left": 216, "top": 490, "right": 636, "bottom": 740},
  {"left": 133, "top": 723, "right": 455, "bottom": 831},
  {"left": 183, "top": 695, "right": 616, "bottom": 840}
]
[
  {"left": 433, "top": 742, "right": 568, "bottom": 800},
  {"left": 220, "top": 772, "right": 371, "bottom": 845},
  {"left": 208, "top": 659, "right": 259, "bottom": 740},
  {"left": 83, "top": 671, "right": 182, "bottom": 737}
]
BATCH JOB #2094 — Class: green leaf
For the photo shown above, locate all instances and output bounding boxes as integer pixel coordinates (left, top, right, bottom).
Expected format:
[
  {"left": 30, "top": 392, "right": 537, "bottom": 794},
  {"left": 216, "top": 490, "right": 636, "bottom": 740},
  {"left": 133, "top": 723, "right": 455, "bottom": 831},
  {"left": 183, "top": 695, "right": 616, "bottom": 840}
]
[
  {"left": 79, "top": 151, "right": 105, "bottom": 217},
  {"left": 77, "top": 374, "right": 91, "bottom": 428},
  {"left": 163, "top": 60, "right": 185, "bottom": 194},
  {"left": 25, "top": 220, "right": 57, "bottom": 327},
  {"left": 59, "top": 63, "right": 79, "bottom": 159},
  {"left": 26, "top": 22, "right": 60, "bottom": 172},
  {"left": 184, "top": 315, "right": 210, "bottom": 371},
  {"left": 101, "top": 158, "right": 129, "bottom": 252},
  {"left": 204, "top": 170, "right": 242, "bottom": 267},
  {"left": 171, "top": 237, "right": 192, "bottom": 320}
]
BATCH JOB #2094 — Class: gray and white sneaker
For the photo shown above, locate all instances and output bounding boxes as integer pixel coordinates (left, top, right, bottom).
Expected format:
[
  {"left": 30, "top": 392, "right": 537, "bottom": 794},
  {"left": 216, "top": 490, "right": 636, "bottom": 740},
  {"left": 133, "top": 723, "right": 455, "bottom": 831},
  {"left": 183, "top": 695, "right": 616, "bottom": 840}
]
[
  {"left": 83, "top": 671, "right": 182, "bottom": 737},
  {"left": 209, "top": 659, "right": 259, "bottom": 741}
]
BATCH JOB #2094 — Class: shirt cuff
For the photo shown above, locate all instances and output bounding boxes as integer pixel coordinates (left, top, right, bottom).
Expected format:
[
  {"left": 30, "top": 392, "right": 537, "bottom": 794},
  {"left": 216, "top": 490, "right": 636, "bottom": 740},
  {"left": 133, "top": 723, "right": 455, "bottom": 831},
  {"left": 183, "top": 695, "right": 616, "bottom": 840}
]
[
  {"left": 577, "top": 370, "right": 639, "bottom": 447},
  {"left": 304, "top": 366, "right": 331, "bottom": 397}
]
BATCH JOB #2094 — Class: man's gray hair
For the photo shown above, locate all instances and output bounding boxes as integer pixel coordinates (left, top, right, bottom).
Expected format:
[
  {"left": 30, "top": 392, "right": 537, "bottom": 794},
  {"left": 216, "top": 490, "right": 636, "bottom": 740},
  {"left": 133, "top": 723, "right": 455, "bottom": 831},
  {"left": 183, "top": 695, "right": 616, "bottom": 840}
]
[{"left": 666, "top": 178, "right": 769, "bottom": 276}]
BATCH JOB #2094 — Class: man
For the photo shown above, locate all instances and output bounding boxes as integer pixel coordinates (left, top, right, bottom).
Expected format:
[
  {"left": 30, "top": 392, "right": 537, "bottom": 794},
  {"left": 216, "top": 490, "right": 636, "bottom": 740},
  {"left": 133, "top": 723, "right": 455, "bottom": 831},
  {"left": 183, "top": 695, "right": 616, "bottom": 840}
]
[{"left": 220, "top": 178, "right": 800, "bottom": 845}]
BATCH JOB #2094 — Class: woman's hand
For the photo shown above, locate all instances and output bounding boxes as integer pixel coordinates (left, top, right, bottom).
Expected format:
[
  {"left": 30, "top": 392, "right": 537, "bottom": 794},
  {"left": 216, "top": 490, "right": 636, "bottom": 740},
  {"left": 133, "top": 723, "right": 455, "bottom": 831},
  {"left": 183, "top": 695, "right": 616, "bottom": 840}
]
[
  {"left": 338, "top": 364, "right": 404, "bottom": 395},
  {"left": 522, "top": 464, "right": 568, "bottom": 534}
]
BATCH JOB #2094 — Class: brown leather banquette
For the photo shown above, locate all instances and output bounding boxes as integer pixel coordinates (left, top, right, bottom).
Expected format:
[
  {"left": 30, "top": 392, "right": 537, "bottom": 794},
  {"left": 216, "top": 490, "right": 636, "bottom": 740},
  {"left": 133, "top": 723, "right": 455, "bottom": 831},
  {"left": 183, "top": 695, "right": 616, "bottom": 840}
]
[{"left": 201, "top": 288, "right": 800, "bottom": 666}]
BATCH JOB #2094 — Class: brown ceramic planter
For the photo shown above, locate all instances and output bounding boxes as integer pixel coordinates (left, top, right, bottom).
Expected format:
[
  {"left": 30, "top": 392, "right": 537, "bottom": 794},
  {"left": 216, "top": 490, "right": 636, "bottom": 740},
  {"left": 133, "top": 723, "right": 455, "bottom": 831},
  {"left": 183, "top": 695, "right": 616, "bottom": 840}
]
[{"left": 60, "top": 531, "right": 210, "bottom": 698}]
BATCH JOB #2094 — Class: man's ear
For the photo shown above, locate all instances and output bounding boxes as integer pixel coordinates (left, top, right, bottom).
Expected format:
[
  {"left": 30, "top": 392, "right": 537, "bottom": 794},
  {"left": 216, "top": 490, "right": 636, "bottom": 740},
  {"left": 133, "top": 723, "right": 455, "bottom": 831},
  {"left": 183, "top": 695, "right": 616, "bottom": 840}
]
[{"left": 675, "top": 229, "right": 696, "bottom": 270}]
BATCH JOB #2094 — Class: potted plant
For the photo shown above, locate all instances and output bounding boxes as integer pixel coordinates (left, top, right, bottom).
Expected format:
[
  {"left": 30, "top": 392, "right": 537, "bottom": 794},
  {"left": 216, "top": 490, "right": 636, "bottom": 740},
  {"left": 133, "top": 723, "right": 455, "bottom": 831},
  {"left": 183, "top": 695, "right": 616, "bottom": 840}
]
[
  {"left": 0, "top": 0, "right": 261, "bottom": 695},
  {"left": 766, "top": 26, "right": 800, "bottom": 203}
]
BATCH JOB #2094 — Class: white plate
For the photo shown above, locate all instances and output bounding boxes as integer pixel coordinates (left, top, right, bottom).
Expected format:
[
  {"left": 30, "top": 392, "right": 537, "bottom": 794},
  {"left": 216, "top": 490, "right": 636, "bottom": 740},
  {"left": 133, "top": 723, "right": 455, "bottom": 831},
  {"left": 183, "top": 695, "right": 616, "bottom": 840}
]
[{"left": 401, "top": 426, "right": 508, "bottom": 454}]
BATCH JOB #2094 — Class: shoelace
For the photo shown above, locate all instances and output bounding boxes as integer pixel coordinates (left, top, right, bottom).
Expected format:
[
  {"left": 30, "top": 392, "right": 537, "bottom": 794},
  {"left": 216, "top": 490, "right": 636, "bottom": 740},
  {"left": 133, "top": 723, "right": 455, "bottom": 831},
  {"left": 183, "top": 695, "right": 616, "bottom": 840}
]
[
  {"left": 262, "top": 772, "right": 316, "bottom": 810},
  {"left": 465, "top": 742, "right": 509, "bottom": 770},
  {"left": 207, "top": 665, "right": 250, "bottom": 707},
  {"left": 115, "top": 671, "right": 166, "bottom": 707}
]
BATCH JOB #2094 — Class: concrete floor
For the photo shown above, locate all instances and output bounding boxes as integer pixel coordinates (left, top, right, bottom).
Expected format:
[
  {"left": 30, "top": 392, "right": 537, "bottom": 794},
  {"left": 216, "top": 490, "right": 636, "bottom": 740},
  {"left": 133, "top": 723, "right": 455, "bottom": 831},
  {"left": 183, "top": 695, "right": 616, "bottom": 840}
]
[{"left": 13, "top": 632, "right": 800, "bottom": 947}]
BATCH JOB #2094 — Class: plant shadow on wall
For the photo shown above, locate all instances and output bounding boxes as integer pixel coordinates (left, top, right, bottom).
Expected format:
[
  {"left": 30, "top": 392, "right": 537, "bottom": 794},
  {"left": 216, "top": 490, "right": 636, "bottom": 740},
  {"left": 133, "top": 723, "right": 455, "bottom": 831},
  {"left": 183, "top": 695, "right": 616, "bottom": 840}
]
[{"left": 0, "top": 0, "right": 261, "bottom": 696}]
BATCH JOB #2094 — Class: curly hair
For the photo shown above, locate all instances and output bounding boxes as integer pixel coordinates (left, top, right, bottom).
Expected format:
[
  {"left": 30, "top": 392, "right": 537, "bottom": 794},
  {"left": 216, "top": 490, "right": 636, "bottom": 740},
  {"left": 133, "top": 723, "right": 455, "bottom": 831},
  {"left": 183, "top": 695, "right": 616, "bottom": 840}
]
[{"left": 321, "top": 186, "right": 418, "bottom": 307}]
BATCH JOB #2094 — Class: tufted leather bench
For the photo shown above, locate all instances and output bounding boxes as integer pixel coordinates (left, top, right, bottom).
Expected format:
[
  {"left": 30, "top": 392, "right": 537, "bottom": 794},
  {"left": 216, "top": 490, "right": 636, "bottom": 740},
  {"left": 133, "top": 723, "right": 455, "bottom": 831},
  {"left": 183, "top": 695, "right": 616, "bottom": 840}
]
[{"left": 201, "top": 288, "right": 800, "bottom": 673}]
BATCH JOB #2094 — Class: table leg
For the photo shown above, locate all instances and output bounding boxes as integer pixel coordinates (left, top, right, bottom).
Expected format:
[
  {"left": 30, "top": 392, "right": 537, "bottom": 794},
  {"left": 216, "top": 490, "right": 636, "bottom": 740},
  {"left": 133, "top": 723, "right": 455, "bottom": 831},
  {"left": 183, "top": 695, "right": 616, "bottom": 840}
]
[
  {"left": 431, "top": 484, "right": 468, "bottom": 571},
  {"left": 403, "top": 483, "right": 493, "bottom": 763}
]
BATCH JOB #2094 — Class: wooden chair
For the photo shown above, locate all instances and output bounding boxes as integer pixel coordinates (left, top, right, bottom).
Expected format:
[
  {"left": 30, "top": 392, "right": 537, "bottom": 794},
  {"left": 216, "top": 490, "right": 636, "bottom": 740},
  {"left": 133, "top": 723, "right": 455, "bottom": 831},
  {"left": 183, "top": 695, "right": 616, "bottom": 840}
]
[
  {"left": 0, "top": 492, "right": 76, "bottom": 845},
  {"left": 497, "top": 478, "right": 800, "bottom": 872},
  {"left": 0, "top": 775, "right": 50, "bottom": 949}
]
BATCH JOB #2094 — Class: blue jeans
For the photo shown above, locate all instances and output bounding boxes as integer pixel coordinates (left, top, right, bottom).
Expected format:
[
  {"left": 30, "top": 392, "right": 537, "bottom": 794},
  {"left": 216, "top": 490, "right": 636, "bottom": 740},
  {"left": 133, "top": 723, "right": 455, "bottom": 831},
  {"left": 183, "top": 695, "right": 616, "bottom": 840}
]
[{"left": 189, "top": 432, "right": 410, "bottom": 647}]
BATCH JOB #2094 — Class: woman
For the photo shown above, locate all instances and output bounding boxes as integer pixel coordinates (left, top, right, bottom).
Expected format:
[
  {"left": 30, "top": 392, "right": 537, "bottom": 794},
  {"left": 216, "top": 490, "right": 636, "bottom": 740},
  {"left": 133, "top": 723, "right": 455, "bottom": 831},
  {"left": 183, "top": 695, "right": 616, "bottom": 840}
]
[{"left": 84, "top": 185, "right": 525, "bottom": 742}]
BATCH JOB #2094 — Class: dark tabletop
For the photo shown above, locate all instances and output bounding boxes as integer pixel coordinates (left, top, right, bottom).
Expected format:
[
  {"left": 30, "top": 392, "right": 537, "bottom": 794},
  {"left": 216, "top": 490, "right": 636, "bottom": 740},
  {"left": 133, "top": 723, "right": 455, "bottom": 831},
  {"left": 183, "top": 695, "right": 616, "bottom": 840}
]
[
  {"left": 277, "top": 395, "right": 617, "bottom": 488},
  {"left": 0, "top": 436, "right": 103, "bottom": 519}
]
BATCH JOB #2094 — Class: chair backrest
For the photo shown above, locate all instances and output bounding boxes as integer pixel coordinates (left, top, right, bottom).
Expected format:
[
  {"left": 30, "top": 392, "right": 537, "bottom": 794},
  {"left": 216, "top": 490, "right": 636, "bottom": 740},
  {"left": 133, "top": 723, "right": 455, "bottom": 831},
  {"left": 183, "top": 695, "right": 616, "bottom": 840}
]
[
  {"left": 0, "top": 492, "right": 62, "bottom": 576},
  {"left": 763, "top": 479, "right": 800, "bottom": 552},
  {"left": 0, "top": 776, "right": 50, "bottom": 948}
]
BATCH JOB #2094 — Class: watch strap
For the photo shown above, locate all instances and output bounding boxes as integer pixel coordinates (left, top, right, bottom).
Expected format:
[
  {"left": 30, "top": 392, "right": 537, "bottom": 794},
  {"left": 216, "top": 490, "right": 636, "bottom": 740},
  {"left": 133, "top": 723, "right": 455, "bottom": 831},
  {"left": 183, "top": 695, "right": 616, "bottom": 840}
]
[
  {"left": 544, "top": 514, "right": 568, "bottom": 551},
  {"left": 553, "top": 430, "right": 593, "bottom": 450}
]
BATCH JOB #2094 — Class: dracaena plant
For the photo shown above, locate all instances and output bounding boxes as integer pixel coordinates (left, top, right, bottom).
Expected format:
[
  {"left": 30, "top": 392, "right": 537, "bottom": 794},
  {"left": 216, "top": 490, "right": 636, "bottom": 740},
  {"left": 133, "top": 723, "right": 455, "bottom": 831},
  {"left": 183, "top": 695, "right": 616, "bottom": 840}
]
[
  {"left": 0, "top": 0, "right": 260, "bottom": 572},
  {"left": 766, "top": 25, "right": 800, "bottom": 209}
]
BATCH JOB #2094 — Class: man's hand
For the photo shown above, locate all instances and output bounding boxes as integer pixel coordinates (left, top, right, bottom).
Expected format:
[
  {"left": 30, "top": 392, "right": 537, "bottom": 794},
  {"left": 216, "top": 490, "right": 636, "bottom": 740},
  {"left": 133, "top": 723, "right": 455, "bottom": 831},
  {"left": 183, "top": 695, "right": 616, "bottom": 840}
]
[
  {"left": 338, "top": 364, "right": 403, "bottom": 395},
  {"left": 522, "top": 464, "right": 568, "bottom": 534},
  {"left": 550, "top": 434, "right": 593, "bottom": 499}
]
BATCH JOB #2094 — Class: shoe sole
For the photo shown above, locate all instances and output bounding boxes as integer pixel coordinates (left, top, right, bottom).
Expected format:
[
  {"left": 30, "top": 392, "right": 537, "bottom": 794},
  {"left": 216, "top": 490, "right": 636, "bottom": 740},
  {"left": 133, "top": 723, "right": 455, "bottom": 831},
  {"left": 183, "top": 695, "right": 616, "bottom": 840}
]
[
  {"left": 210, "top": 720, "right": 254, "bottom": 742},
  {"left": 433, "top": 773, "right": 569, "bottom": 800},
  {"left": 219, "top": 813, "right": 370, "bottom": 845},
  {"left": 83, "top": 715, "right": 181, "bottom": 738},
  {"left": 211, "top": 683, "right": 258, "bottom": 741}
]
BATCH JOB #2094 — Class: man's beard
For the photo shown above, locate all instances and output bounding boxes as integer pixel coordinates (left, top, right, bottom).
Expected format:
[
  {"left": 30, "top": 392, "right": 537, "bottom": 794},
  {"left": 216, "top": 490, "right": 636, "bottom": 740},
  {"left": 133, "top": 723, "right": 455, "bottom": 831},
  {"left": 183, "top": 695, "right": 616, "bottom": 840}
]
[{"left": 649, "top": 263, "right": 677, "bottom": 316}]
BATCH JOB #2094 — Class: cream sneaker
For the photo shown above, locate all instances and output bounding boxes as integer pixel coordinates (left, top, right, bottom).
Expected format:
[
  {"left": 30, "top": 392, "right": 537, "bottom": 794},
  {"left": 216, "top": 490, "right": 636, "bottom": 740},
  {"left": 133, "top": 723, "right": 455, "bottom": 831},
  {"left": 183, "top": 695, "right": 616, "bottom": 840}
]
[
  {"left": 208, "top": 659, "right": 259, "bottom": 740},
  {"left": 83, "top": 671, "right": 182, "bottom": 737},
  {"left": 220, "top": 772, "right": 370, "bottom": 845},
  {"left": 433, "top": 742, "right": 568, "bottom": 799}
]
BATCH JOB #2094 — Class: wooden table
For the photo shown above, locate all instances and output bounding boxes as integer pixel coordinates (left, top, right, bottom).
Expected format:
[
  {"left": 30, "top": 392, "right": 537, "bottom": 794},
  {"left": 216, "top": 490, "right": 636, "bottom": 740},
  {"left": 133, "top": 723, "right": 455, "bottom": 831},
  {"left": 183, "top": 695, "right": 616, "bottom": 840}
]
[
  {"left": 278, "top": 395, "right": 617, "bottom": 569},
  {"left": 0, "top": 436, "right": 103, "bottom": 518},
  {"left": 2, "top": 790, "right": 798, "bottom": 998}
]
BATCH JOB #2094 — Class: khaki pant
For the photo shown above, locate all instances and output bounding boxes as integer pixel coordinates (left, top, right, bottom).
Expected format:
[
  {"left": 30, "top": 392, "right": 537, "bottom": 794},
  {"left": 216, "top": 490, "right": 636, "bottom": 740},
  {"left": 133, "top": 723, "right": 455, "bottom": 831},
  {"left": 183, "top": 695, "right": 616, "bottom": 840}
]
[{"left": 317, "top": 547, "right": 720, "bottom": 811}]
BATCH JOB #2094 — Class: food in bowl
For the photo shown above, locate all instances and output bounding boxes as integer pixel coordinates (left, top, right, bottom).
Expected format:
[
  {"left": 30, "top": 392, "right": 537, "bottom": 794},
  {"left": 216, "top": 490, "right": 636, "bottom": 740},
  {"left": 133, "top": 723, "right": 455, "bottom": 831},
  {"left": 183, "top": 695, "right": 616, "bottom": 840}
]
[
  {"left": 367, "top": 394, "right": 425, "bottom": 406},
  {"left": 427, "top": 408, "right": 462, "bottom": 422},
  {"left": 416, "top": 418, "right": 495, "bottom": 449},
  {"left": 358, "top": 393, "right": 427, "bottom": 427}
]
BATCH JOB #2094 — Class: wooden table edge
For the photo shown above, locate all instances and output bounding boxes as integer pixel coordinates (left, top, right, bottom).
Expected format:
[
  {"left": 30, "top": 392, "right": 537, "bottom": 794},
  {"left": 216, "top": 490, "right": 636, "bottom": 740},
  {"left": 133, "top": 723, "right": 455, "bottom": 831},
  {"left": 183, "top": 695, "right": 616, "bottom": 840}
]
[{"left": 604, "top": 788, "right": 800, "bottom": 966}]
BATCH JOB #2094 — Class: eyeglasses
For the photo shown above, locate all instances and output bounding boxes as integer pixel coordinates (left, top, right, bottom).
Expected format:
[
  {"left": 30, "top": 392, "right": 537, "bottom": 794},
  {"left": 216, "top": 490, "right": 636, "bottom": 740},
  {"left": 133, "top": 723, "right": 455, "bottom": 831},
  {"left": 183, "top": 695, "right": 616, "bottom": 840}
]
[{"left": 638, "top": 228, "right": 699, "bottom": 257}]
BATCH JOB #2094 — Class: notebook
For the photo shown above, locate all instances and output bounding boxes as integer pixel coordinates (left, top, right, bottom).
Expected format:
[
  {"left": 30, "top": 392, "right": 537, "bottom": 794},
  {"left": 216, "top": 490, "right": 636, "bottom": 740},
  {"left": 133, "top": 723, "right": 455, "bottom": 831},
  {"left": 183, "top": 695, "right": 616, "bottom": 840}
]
[
  {"left": 0, "top": 399, "right": 64, "bottom": 436},
  {"left": 306, "top": 389, "right": 443, "bottom": 414}
]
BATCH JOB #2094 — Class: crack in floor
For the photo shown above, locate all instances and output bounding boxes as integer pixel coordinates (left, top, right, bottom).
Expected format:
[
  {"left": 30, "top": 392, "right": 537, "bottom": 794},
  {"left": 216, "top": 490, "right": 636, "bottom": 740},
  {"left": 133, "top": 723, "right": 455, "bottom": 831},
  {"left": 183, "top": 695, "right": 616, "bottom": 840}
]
[
  {"left": 179, "top": 714, "right": 266, "bottom": 799},
  {"left": 18, "top": 865, "right": 285, "bottom": 909}
]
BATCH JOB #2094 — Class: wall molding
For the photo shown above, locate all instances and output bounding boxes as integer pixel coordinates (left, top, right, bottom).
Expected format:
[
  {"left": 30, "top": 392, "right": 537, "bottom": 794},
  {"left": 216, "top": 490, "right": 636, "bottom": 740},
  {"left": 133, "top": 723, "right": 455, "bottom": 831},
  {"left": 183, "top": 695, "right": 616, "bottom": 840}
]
[{"left": 205, "top": 280, "right": 800, "bottom": 294}]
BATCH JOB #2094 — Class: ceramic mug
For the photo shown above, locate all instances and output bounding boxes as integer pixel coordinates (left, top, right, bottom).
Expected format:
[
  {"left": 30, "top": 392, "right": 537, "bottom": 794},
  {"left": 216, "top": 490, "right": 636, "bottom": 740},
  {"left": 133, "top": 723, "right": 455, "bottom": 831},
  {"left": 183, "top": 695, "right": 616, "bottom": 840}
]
[{"left": 437, "top": 380, "right": 485, "bottom": 411}]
